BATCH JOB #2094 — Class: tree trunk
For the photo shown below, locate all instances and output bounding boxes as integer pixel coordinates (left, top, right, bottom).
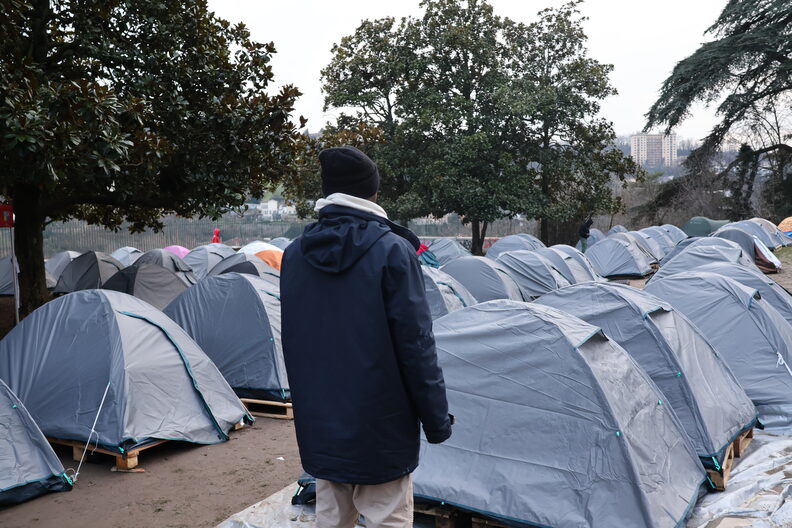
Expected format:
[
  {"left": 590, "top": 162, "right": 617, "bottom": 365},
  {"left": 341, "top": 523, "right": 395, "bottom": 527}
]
[
  {"left": 471, "top": 219, "right": 484, "bottom": 256},
  {"left": 540, "top": 216, "right": 549, "bottom": 246},
  {"left": 12, "top": 186, "right": 49, "bottom": 317}
]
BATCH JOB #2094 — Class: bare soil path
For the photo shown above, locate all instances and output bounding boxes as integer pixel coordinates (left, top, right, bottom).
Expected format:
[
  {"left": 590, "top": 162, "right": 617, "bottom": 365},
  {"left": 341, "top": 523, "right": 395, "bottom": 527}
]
[{"left": 0, "top": 418, "right": 301, "bottom": 528}]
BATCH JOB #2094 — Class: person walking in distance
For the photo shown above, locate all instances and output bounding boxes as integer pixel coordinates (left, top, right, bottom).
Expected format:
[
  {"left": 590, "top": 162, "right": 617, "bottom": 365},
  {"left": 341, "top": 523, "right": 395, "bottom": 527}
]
[
  {"left": 281, "top": 146, "right": 453, "bottom": 528},
  {"left": 578, "top": 214, "right": 593, "bottom": 253},
  {"left": 211, "top": 228, "right": 221, "bottom": 243}
]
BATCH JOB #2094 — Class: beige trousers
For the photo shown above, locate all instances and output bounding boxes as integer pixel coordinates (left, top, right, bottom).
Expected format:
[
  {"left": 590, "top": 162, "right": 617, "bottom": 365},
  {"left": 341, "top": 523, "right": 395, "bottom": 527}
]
[{"left": 315, "top": 474, "right": 413, "bottom": 528}]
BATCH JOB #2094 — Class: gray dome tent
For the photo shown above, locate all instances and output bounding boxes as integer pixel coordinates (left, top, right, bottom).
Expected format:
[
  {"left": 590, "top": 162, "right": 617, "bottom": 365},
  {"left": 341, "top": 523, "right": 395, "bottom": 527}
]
[
  {"left": 414, "top": 300, "right": 705, "bottom": 528},
  {"left": 646, "top": 272, "right": 792, "bottom": 428},
  {"left": 640, "top": 227, "right": 676, "bottom": 255},
  {"left": 0, "top": 290, "right": 250, "bottom": 452},
  {"left": 691, "top": 262, "right": 792, "bottom": 325},
  {"left": 486, "top": 234, "right": 545, "bottom": 261},
  {"left": 421, "top": 266, "right": 477, "bottom": 320},
  {"left": 659, "top": 236, "right": 738, "bottom": 267},
  {"left": 748, "top": 217, "right": 792, "bottom": 247},
  {"left": 536, "top": 282, "right": 757, "bottom": 466},
  {"left": 627, "top": 231, "right": 665, "bottom": 261},
  {"left": 427, "top": 238, "right": 469, "bottom": 266},
  {"left": 209, "top": 253, "right": 280, "bottom": 287},
  {"left": 102, "top": 263, "right": 189, "bottom": 310},
  {"left": 110, "top": 247, "right": 142, "bottom": 267},
  {"left": 441, "top": 256, "right": 523, "bottom": 302},
  {"left": 608, "top": 224, "right": 628, "bottom": 235},
  {"left": 585, "top": 238, "right": 653, "bottom": 278},
  {"left": 715, "top": 228, "right": 780, "bottom": 273},
  {"left": 45, "top": 250, "right": 81, "bottom": 280},
  {"left": 183, "top": 243, "right": 237, "bottom": 279},
  {"left": 716, "top": 220, "right": 777, "bottom": 249},
  {"left": 165, "top": 274, "right": 288, "bottom": 402},
  {"left": 53, "top": 251, "right": 123, "bottom": 293},
  {"left": 136, "top": 249, "right": 197, "bottom": 286},
  {"left": 549, "top": 244, "right": 603, "bottom": 283},
  {"left": 575, "top": 227, "right": 605, "bottom": 251},
  {"left": 609, "top": 232, "right": 659, "bottom": 263},
  {"left": 0, "top": 378, "right": 72, "bottom": 506},
  {"left": 495, "top": 250, "right": 571, "bottom": 300},
  {"left": 268, "top": 237, "right": 292, "bottom": 250},
  {"left": 650, "top": 242, "right": 757, "bottom": 283},
  {"left": 661, "top": 224, "right": 688, "bottom": 243}
]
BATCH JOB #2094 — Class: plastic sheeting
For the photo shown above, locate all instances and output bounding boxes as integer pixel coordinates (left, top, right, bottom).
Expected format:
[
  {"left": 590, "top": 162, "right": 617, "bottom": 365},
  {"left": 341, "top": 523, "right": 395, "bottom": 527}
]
[
  {"left": 184, "top": 243, "right": 237, "bottom": 279},
  {"left": 53, "top": 251, "right": 124, "bottom": 293},
  {"left": 646, "top": 272, "right": 792, "bottom": 429},
  {"left": 549, "top": 245, "right": 604, "bottom": 283},
  {"left": 110, "top": 246, "right": 142, "bottom": 267},
  {"left": 495, "top": 250, "right": 571, "bottom": 300},
  {"left": 210, "top": 253, "right": 280, "bottom": 287},
  {"left": 536, "top": 282, "right": 757, "bottom": 464},
  {"left": 0, "top": 290, "right": 250, "bottom": 451},
  {"left": 0, "top": 378, "right": 71, "bottom": 506},
  {"left": 688, "top": 431, "right": 792, "bottom": 527},
  {"left": 486, "top": 234, "right": 545, "bottom": 261},
  {"left": 585, "top": 238, "right": 653, "bottom": 278},
  {"left": 102, "top": 263, "right": 189, "bottom": 310},
  {"left": 421, "top": 266, "right": 477, "bottom": 319},
  {"left": 427, "top": 238, "right": 469, "bottom": 266},
  {"left": 165, "top": 273, "right": 289, "bottom": 402},
  {"left": 650, "top": 243, "right": 758, "bottom": 283},
  {"left": 440, "top": 256, "right": 523, "bottom": 302},
  {"left": 414, "top": 300, "right": 705, "bottom": 528}
]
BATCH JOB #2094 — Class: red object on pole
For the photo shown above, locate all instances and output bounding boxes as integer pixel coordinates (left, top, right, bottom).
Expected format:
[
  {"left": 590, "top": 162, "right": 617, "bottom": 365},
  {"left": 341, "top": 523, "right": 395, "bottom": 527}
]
[{"left": 0, "top": 204, "right": 13, "bottom": 228}]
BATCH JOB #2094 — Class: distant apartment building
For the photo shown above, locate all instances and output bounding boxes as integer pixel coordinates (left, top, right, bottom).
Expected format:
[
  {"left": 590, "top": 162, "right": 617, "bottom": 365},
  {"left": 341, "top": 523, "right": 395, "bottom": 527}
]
[{"left": 630, "top": 133, "right": 678, "bottom": 168}]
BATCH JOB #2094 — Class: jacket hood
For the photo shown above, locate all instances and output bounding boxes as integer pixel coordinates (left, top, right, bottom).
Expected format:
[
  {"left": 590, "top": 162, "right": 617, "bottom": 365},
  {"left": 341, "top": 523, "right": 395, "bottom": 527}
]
[{"left": 300, "top": 205, "right": 419, "bottom": 273}]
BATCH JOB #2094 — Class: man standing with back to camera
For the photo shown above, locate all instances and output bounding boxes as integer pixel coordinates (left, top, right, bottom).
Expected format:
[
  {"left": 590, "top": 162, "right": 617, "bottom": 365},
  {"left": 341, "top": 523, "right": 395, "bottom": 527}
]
[{"left": 281, "top": 146, "right": 453, "bottom": 528}]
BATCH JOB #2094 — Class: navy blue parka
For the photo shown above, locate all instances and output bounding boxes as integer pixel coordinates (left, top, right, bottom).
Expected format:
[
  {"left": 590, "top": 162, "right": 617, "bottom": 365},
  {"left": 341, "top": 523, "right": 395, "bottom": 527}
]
[{"left": 281, "top": 205, "right": 452, "bottom": 485}]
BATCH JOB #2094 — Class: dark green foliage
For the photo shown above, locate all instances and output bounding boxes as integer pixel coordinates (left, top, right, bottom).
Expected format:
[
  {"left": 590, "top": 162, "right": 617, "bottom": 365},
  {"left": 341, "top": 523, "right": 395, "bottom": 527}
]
[
  {"left": 0, "top": 0, "right": 303, "bottom": 312},
  {"left": 316, "top": 0, "right": 639, "bottom": 252},
  {"left": 645, "top": 0, "right": 792, "bottom": 222}
]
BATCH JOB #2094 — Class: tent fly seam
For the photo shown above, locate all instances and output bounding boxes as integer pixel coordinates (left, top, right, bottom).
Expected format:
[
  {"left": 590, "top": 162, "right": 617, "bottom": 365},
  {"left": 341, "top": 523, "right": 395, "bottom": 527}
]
[{"left": 115, "top": 310, "right": 229, "bottom": 441}]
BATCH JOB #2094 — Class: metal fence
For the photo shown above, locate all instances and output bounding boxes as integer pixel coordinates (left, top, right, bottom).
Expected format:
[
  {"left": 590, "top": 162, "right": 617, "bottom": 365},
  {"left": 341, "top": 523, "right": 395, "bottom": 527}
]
[{"left": 0, "top": 215, "right": 543, "bottom": 259}]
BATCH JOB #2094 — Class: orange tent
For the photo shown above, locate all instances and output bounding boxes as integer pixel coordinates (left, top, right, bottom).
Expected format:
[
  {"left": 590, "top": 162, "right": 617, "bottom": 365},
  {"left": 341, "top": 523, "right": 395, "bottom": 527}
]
[
  {"left": 779, "top": 217, "right": 792, "bottom": 233},
  {"left": 254, "top": 249, "right": 283, "bottom": 271}
]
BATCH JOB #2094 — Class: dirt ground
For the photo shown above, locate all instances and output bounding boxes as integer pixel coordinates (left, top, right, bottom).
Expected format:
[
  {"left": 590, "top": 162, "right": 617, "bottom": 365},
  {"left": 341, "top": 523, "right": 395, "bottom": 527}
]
[
  {"left": 0, "top": 418, "right": 302, "bottom": 528},
  {"left": 773, "top": 246, "right": 792, "bottom": 290}
]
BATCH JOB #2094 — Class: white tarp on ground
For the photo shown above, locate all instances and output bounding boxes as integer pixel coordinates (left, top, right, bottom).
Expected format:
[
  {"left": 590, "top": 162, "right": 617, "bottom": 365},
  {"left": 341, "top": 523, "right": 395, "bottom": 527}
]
[
  {"left": 216, "top": 431, "right": 792, "bottom": 528},
  {"left": 217, "top": 431, "right": 792, "bottom": 528}
]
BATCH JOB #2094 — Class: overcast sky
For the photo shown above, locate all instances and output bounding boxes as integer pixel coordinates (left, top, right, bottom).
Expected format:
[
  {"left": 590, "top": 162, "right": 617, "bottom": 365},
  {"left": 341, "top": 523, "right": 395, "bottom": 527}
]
[{"left": 208, "top": 0, "right": 727, "bottom": 141}]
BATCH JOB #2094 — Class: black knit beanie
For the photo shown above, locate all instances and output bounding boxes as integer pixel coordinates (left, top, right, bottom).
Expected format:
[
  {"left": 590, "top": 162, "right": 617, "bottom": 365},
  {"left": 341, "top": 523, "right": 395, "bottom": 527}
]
[{"left": 319, "top": 146, "right": 380, "bottom": 198}]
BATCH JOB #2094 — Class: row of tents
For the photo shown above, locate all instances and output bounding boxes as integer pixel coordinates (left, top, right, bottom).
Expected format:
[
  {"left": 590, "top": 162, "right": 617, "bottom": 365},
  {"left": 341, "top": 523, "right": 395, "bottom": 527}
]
[
  {"left": 5, "top": 216, "right": 792, "bottom": 525},
  {"left": 393, "top": 218, "right": 792, "bottom": 526},
  {"left": 1, "top": 240, "right": 296, "bottom": 506}
]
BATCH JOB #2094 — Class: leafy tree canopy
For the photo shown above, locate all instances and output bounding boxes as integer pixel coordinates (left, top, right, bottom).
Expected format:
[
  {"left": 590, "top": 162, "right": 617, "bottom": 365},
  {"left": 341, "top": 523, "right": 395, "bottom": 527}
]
[
  {"left": 317, "top": 0, "right": 638, "bottom": 251},
  {"left": 0, "top": 0, "right": 303, "bottom": 312},
  {"left": 645, "top": 0, "right": 791, "bottom": 223}
]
